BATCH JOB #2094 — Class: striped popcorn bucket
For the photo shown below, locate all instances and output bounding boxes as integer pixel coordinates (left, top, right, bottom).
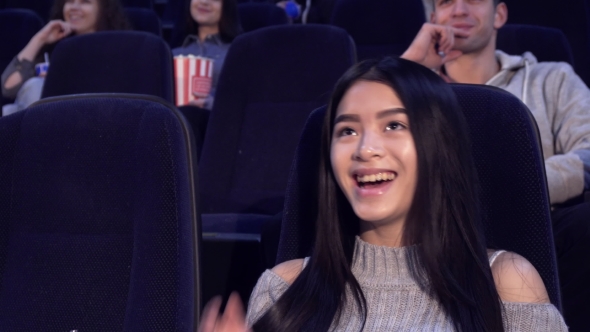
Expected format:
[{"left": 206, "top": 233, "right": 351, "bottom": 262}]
[{"left": 173, "top": 55, "right": 214, "bottom": 106}]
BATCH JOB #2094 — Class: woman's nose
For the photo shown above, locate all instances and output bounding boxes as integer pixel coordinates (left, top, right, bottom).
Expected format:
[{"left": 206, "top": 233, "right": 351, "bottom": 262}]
[{"left": 354, "top": 132, "right": 384, "bottom": 161}]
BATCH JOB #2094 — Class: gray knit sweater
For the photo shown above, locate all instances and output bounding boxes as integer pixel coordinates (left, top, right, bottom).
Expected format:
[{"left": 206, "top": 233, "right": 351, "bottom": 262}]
[{"left": 246, "top": 237, "right": 568, "bottom": 331}]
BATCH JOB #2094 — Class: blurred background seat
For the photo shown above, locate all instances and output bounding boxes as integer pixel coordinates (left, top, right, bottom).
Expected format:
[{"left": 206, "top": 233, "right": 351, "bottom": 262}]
[
  {"left": 41, "top": 31, "right": 174, "bottom": 103},
  {"left": 196, "top": 24, "right": 355, "bottom": 304},
  {"left": 4, "top": 0, "right": 53, "bottom": 22},
  {"left": 122, "top": 0, "right": 154, "bottom": 9},
  {"left": 497, "top": 24, "right": 574, "bottom": 65},
  {"left": 238, "top": 2, "right": 289, "bottom": 33},
  {"left": 276, "top": 84, "right": 562, "bottom": 310},
  {"left": 0, "top": 93, "right": 200, "bottom": 331},
  {"left": 199, "top": 24, "right": 355, "bottom": 234},
  {"left": 331, "top": 0, "right": 425, "bottom": 61},
  {"left": 126, "top": 7, "right": 163, "bottom": 36},
  {"left": 501, "top": 0, "right": 590, "bottom": 86}
]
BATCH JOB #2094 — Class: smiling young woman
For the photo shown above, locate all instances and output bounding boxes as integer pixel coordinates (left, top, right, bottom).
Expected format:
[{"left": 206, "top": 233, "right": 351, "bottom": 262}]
[
  {"left": 1, "top": 0, "right": 129, "bottom": 114},
  {"left": 197, "top": 57, "right": 567, "bottom": 332},
  {"left": 172, "top": 0, "right": 241, "bottom": 109}
]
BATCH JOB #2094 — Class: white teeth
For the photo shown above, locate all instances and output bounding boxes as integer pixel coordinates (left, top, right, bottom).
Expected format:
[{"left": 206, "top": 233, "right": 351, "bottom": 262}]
[{"left": 356, "top": 172, "right": 396, "bottom": 183}]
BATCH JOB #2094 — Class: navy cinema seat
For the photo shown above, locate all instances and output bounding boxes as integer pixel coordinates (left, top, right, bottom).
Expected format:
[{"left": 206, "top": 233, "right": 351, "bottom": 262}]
[
  {"left": 331, "top": 0, "right": 425, "bottom": 61},
  {"left": 497, "top": 24, "right": 574, "bottom": 65},
  {"left": 199, "top": 24, "right": 356, "bottom": 235},
  {"left": 238, "top": 2, "right": 289, "bottom": 33},
  {"left": 277, "top": 84, "right": 561, "bottom": 310},
  {"left": 0, "top": 94, "right": 200, "bottom": 331},
  {"left": 122, "top": 0, "right": 153, "bottom": 9},
  {"left": 125, "top": 7, "right": 162, "bottom": 36},
  {"left": 501, "top": 0, "right": 590, "bottom": 85},
  {"left": 41, "top": 31, "right": 174, "bottom": 104},
  {"left": 0, "top": 9, "right": 44, "bottom": 108},
  {"left": 4, "top": 0, "right": 52, "bottom": 21}
]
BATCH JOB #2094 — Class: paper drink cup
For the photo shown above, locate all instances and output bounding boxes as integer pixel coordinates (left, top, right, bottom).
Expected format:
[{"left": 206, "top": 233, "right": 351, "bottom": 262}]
[
  {"left": 35, "top": 62, "right": 49, "bottom": 77},
  {"left": 174, "top": 55, "right": 214, "bottom": 106}
]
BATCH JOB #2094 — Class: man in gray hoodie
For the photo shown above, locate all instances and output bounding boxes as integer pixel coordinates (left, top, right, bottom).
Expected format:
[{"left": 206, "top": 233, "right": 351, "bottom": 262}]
[{"left": 402, "top": 0, "right": 590, "bottom": 330}]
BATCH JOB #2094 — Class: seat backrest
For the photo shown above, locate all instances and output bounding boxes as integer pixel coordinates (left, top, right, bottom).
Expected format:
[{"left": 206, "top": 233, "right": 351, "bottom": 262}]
[
  {"left": 0, "top": 9, "right": 44, "bottom": 106},
  {"left": 497, "top": 24, "right": 574, "bottom": 65},
  {"left": 277, "top": 84, "right": 561, "bottom": 309},
  {"left": 199, "top": 24, "right": 355, "bottom": 215},
  {"left": 122, "top": 0, "right": 153, "bottom": 9},
  {"left": 0, "top": 93, "right": 200, "bottom": 331},
  {"left": 126, "top": 7, "right": 162, "bottom": 36},
  {"left": 330, "top": 0, "right": 425, "bottom": 60},
  {"left": 501, "top": 0, "right": 590, "bottom": 85},
  {"left": 4, "top": 0, "right": 52, "bottom": 21},
  {"left": 41, "top": 31, "right": 174, "bottom": 103},
  {"left": 162, "top": 0, "right": 187, "bottom": 47},
  {"left": 238, "top": 2, "right": 289, "bottom": 33}
]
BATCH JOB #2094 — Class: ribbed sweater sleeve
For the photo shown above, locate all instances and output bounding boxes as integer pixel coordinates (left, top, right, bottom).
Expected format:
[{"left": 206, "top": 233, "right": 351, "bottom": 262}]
[
  {"left": 246, "top": 270, "right": 290, "bottom": 327},
  {"left": 1, "top": 56, "right": 36, "bottom": 99},
  {"left": 502, "top": 302, "right": 568, "bottom": 332}
]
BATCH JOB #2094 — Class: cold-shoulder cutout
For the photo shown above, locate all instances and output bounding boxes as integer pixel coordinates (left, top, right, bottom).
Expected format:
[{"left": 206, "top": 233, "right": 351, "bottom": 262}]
[
  {"left": 271, "top": 258, "right": 305, "bottom": 285},
  {"left": 490, "top": 251, "right": 551, "bottom": 304}
]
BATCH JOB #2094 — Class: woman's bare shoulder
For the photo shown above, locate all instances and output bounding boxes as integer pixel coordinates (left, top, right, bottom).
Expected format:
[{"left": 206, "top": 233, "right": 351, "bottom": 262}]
[
  {"left": 489, "top": 251, "right": 550, "bottom": 304},
  {"left": 271, "top": 258, "right": 305, "bottom": 285}
]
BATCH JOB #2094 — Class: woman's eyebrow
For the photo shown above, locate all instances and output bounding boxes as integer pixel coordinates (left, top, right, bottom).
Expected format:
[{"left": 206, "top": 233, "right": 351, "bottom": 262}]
[
  {"left": 333, "top": 114, "right": 360, "bottom": 125},
  {"left": 333, "top": 108, "right": 406, "bottom": 125},
  {"left": 377, "top": 108, "right": 407, "bottom": 119}
]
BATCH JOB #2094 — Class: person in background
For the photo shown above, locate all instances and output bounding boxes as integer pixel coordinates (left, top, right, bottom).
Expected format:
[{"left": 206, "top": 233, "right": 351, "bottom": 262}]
[
  {"left": 1, "top": 0, "right": 130, "bottom": 115},
  {"left": 401, "top": 0, "right": 590, "bottom": 330},
  {"left": 173, "top": 0, "right": 241, "bottom": 110}
]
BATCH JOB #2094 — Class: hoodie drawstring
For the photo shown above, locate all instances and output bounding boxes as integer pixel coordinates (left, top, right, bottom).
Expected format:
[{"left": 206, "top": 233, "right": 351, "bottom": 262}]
[{"left": 522, "top": 58, "right": 530, "bottom": 105}]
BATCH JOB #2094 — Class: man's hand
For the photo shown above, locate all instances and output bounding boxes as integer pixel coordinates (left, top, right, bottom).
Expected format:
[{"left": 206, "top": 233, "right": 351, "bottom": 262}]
[
  {"left": 197, "top": 292, "right": 251, "bottom": 332},
  {"left": 401, "top": 23, "right": 468, "bottom": 71}
]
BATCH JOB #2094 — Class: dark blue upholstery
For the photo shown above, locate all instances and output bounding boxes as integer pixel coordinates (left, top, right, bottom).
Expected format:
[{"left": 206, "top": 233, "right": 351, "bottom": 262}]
[
  {"left": 41, "top": 31, "right": 174, "bottom": 104},
  {"left": 162, "top": 0, "right": 191, "bottom": 48},
  {"left": 501, "top": 0, "right": 590, "bottom": 85},
  {"left": 277, "top": 84, "right": 561, "bottom": 309},
  {"left": 330, "top": 0, "right": 425, "bottom": 61},
  {"left": 125, "top": 7, "right": 162, "bottom": 36},
  {"left": 4, "top": 0, "right": 52, "bottom": 21},
  {"left": 0, "top": 94, "right": 200, "bottom": 331},
  {"left": 122, "top": 0, "right": 153, "bottom": 9},
  {"left": 198, "top": 25, "right": 355, "bottom": 234},
  {"left": 238, "top": 2, "right": 289, "bottom": 33},
  {"left": 497, "top": 24, "right": 574, "bottom": 65},
  {"left": 0, "top": 9, "right": 44, "bottom": 107}
]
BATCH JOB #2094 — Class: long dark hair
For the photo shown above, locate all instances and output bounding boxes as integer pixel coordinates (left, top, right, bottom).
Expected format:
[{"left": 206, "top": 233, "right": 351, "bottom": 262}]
[
  {"left": 183, "top": 0, "right": 241, "bottom": 43},
  {"left": 50, "top": 0, "right": 131, "bottom": 32},
  {"left": 254, "top": 57, "right": 504, "bottom": 331}
]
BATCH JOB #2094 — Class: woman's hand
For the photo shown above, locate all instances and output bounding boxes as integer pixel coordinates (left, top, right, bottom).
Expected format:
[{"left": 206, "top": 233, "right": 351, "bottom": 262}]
[
  {"left": 189, "top": 98, "right": 207, "bottom": 108},
  {"left": 35, "top": 20, "right": 73, "bottom": 45},
  {"left": 401, "top": 23, "right": 468, "bottom": 71},
  {"left": 198, "top": 292, "right": 251, "bottom": 332}
]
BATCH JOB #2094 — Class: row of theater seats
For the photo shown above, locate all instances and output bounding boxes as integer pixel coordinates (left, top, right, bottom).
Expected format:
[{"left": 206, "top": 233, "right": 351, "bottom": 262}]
[
  {"left": 4, "top": 0, "right": 590, "bottom": 83},
  {"left": 6, "top": 23, "right": 570, "bottom": 233},
  {"left": 0, "top": 82, "right": 561, "bottom": 330},
  {"left": 0, "top": 20, "right": 568, "bottom": 324}
]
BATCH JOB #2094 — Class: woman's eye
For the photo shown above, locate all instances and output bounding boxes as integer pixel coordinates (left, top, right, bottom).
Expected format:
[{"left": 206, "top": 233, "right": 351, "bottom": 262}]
[
  {"left": 338, "top": 127, "right": 357, "bottom": 136},
  {"left": 385, "top": 122, "right": 405, "bottom": 131}
]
